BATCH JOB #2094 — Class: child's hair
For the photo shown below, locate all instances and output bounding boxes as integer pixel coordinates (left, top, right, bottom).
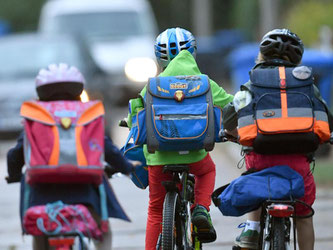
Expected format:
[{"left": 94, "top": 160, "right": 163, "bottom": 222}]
[{"left": 35, "top": 63, "right": 85, "bottom": 101}]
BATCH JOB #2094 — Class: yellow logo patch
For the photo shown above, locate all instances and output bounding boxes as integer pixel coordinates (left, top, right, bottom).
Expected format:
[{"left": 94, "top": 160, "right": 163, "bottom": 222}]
[{"left": 60, "top": 117, "right": 72, "bottom": 129}]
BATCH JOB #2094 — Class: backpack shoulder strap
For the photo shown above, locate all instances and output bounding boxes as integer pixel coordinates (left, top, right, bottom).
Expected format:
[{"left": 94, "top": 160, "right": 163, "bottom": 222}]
[
  {"left": 203, "top": 75, "right": 214, "bottom": 151},
  {"left": 146, "top": 78, "right": 159, "bottom": 153}
]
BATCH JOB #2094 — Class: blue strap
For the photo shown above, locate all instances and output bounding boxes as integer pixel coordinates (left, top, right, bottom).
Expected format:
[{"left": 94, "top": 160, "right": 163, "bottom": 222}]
[
  {"left": 98, "top": 184, "right": 108, "bottom": 221},
  {"left": 23, "top": 178, "right": 31, "bottom": 216},
  {"left": 125, "top": 129, "right": 133, "bottom": 148},
  {"left": 36, "top": 201, "right": 65, "bottom": 235},
  {"left": 121, "top": 129, "right": 134, "bottom": 154}
]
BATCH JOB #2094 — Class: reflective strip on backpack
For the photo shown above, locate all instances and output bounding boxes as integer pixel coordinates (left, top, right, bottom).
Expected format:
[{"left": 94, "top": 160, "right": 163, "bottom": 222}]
[
  {"left": 154, "top": 114, "right": 207, "bottom": 120},
  {"left": 287, "top": 108, "right": 314, "bottom": 118},
  {"left": 238, "top": 115, "right": 255, "bottom": 128},
  {"left": 315, "top": 110, "right": 329, "bottom": 122},
  {"left": 58, "top": 126, "right": 78, "bottom": 166},
  {"left": 256, "top": 108, "right": 314, "bottom": 120}
]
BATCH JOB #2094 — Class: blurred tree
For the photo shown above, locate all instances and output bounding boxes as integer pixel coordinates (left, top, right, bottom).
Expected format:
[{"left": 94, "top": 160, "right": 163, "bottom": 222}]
[
  {"left": 0, "top": 0, "right": 44, "bottom": 32},
  {"left": 284, "top": 0, "right": 333, "bottom": 47},
  {"left": 230, "top": 0, "right": 259, "bottom": 41},
  {"left": 148, "top": 0, "right": 234, "bottom": 36}
]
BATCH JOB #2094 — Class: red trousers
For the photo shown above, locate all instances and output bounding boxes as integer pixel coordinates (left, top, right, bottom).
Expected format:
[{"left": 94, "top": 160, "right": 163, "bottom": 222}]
[{"left": 145, "top": 154, "right": 216, "bottom": 250}]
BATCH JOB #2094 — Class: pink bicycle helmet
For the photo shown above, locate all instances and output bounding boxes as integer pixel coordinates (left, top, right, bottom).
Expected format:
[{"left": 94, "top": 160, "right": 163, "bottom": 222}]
[{"left": 36, "top": 63, "right": 85, "bottom": 101}]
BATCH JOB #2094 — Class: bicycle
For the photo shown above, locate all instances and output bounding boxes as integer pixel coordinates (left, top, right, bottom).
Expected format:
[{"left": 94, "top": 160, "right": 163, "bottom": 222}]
[
  {"left": 119, "top": 118, "right": 208, "bottom": 249},
  {"left": 155, "top": 164, "right": 204, "bottom": 250},
  {"left": 214, "top": 130, "right": 318, "bottom": 250},
  {"left": 41, "top": 232, "right": 89, "bottom": 250},
  {"left": 229, "top": 199, "right": 314, "bottom": 250},
  {"left": 6, "top": 164, "right": 117, "bottom": 250}
]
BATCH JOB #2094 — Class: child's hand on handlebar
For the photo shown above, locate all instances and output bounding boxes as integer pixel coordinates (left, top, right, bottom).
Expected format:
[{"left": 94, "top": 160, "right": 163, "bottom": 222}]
[
  {"left": 219, "top": 129, "right": 238, "bottom": 143},
  {"left": 119, "top": 118, "right": 129, "bottom": 128}
]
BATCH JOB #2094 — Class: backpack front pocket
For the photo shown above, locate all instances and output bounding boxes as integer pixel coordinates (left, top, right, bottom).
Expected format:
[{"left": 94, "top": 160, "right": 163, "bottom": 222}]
[
  {"left": 152, "top": 103, "right": 209, "bottom": 140},
  {"left": 255, "top": 92, "right": 314, "bottom": 134}
]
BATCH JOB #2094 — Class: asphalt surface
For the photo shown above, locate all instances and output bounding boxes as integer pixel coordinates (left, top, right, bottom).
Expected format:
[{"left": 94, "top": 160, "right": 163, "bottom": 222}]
[{"left": 0, "top": 107, "right": 332, "bottom": 249}]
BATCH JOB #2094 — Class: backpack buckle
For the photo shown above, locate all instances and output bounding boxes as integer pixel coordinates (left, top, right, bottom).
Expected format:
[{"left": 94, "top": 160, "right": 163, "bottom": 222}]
[{"left": 174, "top": 90, "right": 185, "bottom": 102}]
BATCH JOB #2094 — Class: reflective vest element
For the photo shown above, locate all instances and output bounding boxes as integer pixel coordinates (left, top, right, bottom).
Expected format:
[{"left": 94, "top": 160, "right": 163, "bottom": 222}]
[
  {"left": 21, "top": 100, "right": 105, "bottom": 184},
  {"left": 237, "top": 66, "right": 330, "bottom": 154}
]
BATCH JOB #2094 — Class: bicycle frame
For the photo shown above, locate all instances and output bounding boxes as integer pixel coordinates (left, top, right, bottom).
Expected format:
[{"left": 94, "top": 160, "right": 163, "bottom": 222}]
[{"left": 157, "top": 164, "right": 201, "bottom": 250}]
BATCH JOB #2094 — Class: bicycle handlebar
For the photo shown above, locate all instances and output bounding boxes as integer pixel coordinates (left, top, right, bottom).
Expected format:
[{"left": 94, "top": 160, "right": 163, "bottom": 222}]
[
  {"left": 218, "top": 129, "right": 239, "bottom": 143},
  {"left": 118, "top": 118, "right": 129, "bottom": 128},
  {"left": 5, "top": 175, "right": 21, "bottom": 183}
]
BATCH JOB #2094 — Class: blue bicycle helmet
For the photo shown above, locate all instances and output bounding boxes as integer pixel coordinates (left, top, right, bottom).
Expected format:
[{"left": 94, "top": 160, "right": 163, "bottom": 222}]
[{"left": 155, "top": 27, "right": 197, "bottom": 69}]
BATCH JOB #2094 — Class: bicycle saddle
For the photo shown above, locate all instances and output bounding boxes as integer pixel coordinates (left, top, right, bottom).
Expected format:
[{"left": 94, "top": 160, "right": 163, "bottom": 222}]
[{"left": 163, "top": 165, "right": 189, "bottom": 173}]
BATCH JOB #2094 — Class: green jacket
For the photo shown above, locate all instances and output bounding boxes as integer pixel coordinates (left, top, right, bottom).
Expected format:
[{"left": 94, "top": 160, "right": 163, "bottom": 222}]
[{"left": 128, "top": 50, "right": 233, "bottom": 165}]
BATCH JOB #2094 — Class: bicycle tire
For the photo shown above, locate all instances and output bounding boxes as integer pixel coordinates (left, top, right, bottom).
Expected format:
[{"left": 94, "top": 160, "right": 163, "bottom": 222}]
[
  {"left": 271, "top": 217, "right": 286, "bottom": 250},
  {"left": 161, "top": 192, "right": 180, "bottom": 250}
]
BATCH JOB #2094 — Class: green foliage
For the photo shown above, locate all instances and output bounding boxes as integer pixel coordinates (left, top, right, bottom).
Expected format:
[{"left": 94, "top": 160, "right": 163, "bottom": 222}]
[
  {"left": 149, "top": 0, "right": 192, "bottom": 33},
  {"left": 0, "top": 0, "right": 45, "bottom": 32},
  {"left": 230, "top": 0, "right": 259, "bottom": 40},
  {"left": 313, "top": 159, "right": 333, "bottom": 187},
  {"left": 284, "top": 0, "right": 333, "bottom": 47},
  {"left": 148, "top": 0, "right": 234, "bottom": 35}
]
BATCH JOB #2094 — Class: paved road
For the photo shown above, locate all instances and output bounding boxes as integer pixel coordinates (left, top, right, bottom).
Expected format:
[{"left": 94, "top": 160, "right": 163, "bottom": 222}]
[{"left": 0, "top": 107, "right": 332, "bottom": 249}]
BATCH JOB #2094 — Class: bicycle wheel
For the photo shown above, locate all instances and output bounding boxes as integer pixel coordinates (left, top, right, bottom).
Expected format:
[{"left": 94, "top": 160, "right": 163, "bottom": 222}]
[
  {"left": 270, "top": 217, "right": 286, "bottom": 250},
  {"left": 161, "top": 192, "right": 181, "bottom": 250}
]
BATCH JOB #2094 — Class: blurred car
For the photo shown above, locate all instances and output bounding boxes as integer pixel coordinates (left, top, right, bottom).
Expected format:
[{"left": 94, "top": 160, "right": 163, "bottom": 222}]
[
  {"left": 0, "top": 32, "right": 105, "bottom": 137},
  {"left": 38, "top": 0, "right": 159, "bottom": 104}
]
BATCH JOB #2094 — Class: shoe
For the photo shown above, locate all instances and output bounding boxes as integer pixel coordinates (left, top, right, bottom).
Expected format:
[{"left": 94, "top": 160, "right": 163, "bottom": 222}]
[
  {"left": 191, "top": 205, "right": 217, "bottom": 243},
  {"left": 234, "top": 223, "right": 259, "bottom": 249}
]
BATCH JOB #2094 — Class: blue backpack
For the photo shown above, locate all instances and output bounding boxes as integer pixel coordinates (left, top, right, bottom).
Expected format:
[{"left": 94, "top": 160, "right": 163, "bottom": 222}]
[
  {"left": 212, "top": 165, "right": 305, "bottom": 217},
  {"left": 237, "top": 66, "right": 331, "bottom": 154},
  {"left": 142, "top": 75, "right": 223, "bottom": 153}
]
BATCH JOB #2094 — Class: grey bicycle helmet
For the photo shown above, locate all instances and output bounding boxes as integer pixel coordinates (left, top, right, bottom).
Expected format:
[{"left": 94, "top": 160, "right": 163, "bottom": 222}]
[
  {"left": 155, "top": 27, "right": 197, "bottom": 69},
  {"left": 260, "top": 29, "right": 304, "bottom": 65}
]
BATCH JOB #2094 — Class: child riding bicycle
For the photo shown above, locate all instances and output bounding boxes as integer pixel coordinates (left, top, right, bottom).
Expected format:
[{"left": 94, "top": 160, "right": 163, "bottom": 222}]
[
  {"left": 6, "top": 63, "right": 138, "bottom": 250},
  {"left": 223, "top": 29, "right": 333, "bottom": 250},
  {"left": 126, "top": 27, "right": 234, "bottom": 249}
]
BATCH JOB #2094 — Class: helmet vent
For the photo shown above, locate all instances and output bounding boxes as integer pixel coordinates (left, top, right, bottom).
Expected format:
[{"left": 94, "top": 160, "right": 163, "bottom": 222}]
[
  {"left": 180, "top": 41, "right": 188, "bottom": 46},
  {"left": 261, "top": 41, "right": 270, "bottom": 46},
  {"left": 159, "top": 43, "right": 167, "bottom": 48},
  {"left": 171, "top": 49, "right": 177, "bottom": 55},
  {"left": 170, "top": 42, "right": 176, "bottom": 48}
]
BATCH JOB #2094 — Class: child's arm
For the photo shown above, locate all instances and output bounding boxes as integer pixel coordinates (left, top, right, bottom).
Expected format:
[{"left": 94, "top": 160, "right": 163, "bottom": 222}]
[
  {"left": 104, "top": 136, "right": 134, "bottom": 175},
  {"left": 126, "top": 87, "right": 146, "bottom": 129},
  {"left": 6, "top": 132, "right": 25, "bottom": 183},
  {"left": 210, "top": 79, "right": 234, "bottom": 108}
]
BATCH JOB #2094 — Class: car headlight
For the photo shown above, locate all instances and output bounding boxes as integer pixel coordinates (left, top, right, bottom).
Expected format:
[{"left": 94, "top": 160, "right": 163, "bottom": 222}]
[{"left": 124, "top": 57, "right": 158, "bottom": 82}]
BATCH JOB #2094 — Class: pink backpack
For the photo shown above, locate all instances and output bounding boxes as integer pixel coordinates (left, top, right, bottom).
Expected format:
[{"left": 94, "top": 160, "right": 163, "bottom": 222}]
[
  {"left": 23, "top": 201, "right": 104, "bottom": 240},
  {"left": 21, "top": 100, "right": 105, "bottom": 185}
]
